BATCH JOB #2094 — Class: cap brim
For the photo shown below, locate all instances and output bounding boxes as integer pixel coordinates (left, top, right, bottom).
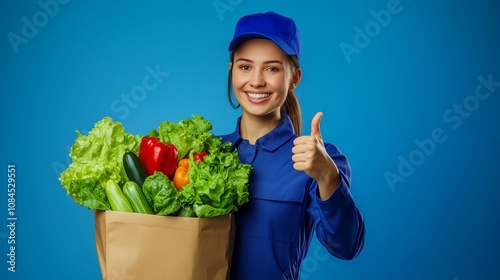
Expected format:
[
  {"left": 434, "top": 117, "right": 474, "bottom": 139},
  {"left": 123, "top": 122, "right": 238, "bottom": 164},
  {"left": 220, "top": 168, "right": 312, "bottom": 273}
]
[{"left": 228, "top": 32, "right": 296, "bottom": 56}]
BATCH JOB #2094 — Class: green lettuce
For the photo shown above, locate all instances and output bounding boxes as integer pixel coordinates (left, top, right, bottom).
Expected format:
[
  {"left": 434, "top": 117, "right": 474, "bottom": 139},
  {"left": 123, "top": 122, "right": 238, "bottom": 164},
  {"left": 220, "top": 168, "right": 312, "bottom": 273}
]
[
  {"left": 156, "top": 115, "right": 214, "bottom": 160},
  {"left": 67, "top": 178, "right": 110, "bottom": 210},
  {"left": 59, "top": 117, "right": 141, "bottom": 209},
  {"left": 142, "top": 172, "right": 181, "bottom": 215},
  {"left": 179, "top": 137, "right": 252, "bottom": 218}
]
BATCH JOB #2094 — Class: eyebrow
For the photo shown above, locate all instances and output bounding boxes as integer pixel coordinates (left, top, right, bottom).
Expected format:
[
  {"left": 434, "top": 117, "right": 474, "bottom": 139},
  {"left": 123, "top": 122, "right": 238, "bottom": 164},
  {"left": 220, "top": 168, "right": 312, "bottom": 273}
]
[{"left": 235, "top": 58, "right": 283, "bottom": 65}]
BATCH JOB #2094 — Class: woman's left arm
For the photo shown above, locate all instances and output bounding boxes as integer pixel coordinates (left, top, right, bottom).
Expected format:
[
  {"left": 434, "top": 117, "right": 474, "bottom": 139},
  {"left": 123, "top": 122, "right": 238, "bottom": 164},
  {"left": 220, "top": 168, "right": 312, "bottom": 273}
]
[{"left": 292, "top": 112, "right": 365, "bottom": 259}]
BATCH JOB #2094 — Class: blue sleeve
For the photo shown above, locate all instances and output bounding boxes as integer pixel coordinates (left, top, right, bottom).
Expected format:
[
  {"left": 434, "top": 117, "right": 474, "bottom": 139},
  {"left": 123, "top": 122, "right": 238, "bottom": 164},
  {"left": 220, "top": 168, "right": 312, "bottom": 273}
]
[{"left": 306, "top": 143, "right": 365, "bottom": 260}]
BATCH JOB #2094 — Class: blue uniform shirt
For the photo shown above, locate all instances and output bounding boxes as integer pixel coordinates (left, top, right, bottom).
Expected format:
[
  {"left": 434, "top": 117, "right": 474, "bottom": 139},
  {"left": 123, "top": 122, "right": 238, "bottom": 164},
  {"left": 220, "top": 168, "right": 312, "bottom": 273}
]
[{"left": 220, "top": 115, "right": 365, "bottom": 279}]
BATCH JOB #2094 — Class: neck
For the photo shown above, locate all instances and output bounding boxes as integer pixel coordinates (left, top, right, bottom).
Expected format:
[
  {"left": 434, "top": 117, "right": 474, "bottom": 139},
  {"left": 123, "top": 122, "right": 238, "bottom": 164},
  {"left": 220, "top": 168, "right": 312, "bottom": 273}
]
[{"left": 240, "top": 112, "right": 281, "bottom": 144}]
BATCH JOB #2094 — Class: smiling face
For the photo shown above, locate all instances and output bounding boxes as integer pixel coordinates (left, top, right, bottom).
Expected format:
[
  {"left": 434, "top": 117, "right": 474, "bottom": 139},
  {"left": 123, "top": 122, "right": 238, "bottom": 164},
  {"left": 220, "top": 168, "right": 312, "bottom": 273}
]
[{"left": 231, "top": 39, "right": 301, "bottom": 121}]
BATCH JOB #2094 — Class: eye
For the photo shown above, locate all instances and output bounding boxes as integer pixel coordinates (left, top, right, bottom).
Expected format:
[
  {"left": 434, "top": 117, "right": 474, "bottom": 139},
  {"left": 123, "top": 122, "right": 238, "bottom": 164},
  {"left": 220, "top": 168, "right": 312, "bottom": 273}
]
[
  {"left": 238, "top": 65, "right": 251, "bottom": 71},
  {"left": 266, "top": 66, "right": 280, "bottom": 72}
]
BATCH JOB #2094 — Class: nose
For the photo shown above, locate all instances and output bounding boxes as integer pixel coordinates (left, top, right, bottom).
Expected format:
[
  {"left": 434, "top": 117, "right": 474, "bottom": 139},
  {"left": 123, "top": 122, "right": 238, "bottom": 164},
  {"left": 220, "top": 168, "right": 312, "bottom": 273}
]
[{"left": 249, "top": 70, "right": 265, "bottom": 87}]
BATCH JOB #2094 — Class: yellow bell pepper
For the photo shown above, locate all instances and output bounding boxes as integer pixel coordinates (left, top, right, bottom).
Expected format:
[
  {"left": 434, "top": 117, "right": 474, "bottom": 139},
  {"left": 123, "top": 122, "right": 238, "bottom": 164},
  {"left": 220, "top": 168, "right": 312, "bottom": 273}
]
[{"left": 173, "top": 159, "right": 190, "bottom": 190}]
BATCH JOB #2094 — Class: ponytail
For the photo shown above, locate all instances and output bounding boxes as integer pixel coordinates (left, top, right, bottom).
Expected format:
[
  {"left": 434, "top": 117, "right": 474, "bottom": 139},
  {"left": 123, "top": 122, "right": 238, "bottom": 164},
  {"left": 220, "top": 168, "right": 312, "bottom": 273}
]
[
  {"left": 281, "top": 88, "right": 302, "bottom": 136},
  {"left": 280, "top": 55, "right": 302, "bottom": 135}
]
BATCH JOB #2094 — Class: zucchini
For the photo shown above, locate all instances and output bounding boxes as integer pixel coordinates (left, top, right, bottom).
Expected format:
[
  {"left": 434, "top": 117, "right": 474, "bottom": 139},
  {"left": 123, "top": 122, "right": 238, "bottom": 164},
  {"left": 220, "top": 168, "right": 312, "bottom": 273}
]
[
  {"left": 105, "top": 180, "right": 133, "bottom": 212},
  {"left": 123, "top": 181, "right": 153, "bottom": 214},
  {"left": 123, "top": 151, "right": 148, "bottom": 187}
]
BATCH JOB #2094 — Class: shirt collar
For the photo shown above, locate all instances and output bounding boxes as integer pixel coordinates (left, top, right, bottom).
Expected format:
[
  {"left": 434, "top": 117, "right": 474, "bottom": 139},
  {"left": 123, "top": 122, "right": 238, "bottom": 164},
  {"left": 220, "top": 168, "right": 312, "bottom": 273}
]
[{"left": 225, "top": 115, "right": 296, "bottom": 152}]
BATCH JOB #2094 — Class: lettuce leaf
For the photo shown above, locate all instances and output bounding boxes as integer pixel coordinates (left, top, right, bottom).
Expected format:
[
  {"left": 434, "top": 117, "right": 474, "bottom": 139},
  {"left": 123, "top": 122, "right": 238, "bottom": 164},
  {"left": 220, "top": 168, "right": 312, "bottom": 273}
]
[
  {"left": 68, "top": 178, "right": 110, "bottom": 210},
  {"left": 156, "top": 115, "right": 214, "bottom": 160},
  {"left": 142, "top": 172, "right": 181, "bottom": 215},
  {"left": 59, "top": 117, "right": 141, "bottom": 209},
  {"left": 179, "top": 137, "right": 252, "bottom": 218}
]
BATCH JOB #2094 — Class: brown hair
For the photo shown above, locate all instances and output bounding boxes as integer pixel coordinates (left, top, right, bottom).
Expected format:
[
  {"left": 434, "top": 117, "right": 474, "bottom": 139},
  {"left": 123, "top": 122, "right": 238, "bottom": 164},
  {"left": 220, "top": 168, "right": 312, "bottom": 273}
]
[{"left": 227, "top": 52, "right": 303, "bottom": 135}]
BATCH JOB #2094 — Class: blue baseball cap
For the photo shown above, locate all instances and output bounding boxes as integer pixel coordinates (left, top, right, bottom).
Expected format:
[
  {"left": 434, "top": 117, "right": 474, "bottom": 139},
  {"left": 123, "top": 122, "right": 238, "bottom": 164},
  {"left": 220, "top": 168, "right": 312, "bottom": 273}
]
[{"left": 228, "top": 12, "right": 302, "bottom": 60}]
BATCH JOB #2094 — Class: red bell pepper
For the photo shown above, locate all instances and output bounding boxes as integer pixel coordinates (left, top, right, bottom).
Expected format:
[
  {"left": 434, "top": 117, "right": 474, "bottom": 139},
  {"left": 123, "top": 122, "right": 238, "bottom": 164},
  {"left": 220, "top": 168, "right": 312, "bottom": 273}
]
[
  {"left": 193, "top": 151, "right": 208, "bottom": 163},
  {"left": 139, "top": 136, "right": 178, "bottom": 179}
]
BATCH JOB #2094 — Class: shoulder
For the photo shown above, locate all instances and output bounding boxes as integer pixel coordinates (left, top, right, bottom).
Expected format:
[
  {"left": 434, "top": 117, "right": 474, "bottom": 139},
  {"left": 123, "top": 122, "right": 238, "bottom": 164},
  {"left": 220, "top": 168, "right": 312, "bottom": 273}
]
[{"left": 215, "top": 117, "right": 242, "bottom": 146}]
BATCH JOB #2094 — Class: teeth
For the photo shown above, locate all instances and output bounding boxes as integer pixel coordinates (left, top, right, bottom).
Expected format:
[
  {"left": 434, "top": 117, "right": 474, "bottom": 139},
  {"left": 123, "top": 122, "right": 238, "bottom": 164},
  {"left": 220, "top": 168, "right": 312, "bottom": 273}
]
[{"left": 247, "top": 93, "right": 270, "bottom": 99}]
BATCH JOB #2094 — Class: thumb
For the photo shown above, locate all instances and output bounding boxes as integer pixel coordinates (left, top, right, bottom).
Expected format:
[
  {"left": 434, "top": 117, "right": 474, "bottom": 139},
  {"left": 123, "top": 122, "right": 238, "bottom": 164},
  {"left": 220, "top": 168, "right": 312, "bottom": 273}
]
[{"left": 310, "top": 112, "right": 323, "bottom": 138}]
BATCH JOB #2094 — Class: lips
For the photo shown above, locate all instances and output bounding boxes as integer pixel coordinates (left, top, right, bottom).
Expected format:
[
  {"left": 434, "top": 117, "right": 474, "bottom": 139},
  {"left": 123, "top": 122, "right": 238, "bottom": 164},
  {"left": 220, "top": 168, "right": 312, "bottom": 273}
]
[
  {"left": 245, "top": 92, "right": 271, "bottom": 104},
  {"left": 247, "top": 92, "right": 271, "bottom": 99}
]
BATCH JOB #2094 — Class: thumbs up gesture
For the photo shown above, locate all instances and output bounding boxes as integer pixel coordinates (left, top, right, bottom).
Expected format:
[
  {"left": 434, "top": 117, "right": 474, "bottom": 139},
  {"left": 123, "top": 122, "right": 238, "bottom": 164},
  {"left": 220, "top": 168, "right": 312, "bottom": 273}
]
[{"left": 292, "top": 112, "right": 340, "bottom": 199}]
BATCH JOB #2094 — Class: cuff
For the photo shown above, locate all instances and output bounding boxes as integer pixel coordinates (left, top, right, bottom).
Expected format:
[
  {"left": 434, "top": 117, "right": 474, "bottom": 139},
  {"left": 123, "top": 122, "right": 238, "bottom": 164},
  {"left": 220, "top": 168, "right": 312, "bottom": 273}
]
[{"left": 315, "top": 174, "right": 353, "bottom": 212}]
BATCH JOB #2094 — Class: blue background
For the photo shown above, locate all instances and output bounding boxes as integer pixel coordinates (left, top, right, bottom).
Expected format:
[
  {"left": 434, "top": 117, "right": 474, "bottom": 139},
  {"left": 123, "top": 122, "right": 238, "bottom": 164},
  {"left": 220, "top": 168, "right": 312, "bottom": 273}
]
[{"left": 1, "top": 0, "right": 499, "bottom": 279}]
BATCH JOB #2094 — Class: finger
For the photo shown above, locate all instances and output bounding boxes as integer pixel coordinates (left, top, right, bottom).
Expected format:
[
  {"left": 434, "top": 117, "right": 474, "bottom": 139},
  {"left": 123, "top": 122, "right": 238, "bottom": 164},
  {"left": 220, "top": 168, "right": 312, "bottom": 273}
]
[
  {"left": 291, "top": 154, "right": 305, "bottom": 163},
  {"left": 291, "top": 146, "right": 309, "bottom": 157},
  {"left": 293, "top": 137, "right": 318, "bottom": 154},
  {"left": 293, "top": 135, "right": 313, "bottom": 146},
  {"left": 293, "top": 161, "right": 309, "bottom": 171},
  {"left": 310, "top": 112, "right": 323, "bottom": 138}
]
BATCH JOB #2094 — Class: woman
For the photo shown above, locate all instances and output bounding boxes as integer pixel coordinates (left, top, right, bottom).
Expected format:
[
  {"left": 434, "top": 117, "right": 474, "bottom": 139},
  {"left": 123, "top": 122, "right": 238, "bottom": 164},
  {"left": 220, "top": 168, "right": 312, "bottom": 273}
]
[{"left": 220, "top": 12, "right": 365, "bottom": 279}]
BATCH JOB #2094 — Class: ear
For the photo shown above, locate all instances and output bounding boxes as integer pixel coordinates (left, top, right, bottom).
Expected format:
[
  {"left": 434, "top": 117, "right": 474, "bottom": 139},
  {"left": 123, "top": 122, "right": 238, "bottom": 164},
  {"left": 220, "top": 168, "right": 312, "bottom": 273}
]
[{"left": 291, "top": 68, "right": 302, "bottom": 89}]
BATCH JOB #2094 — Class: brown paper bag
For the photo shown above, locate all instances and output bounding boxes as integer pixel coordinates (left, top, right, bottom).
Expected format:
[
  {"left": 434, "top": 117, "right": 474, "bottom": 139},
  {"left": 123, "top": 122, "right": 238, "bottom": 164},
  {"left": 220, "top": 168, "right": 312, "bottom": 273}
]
[{"left": 94, "top": 210, "right": 235, "bottom": 280}]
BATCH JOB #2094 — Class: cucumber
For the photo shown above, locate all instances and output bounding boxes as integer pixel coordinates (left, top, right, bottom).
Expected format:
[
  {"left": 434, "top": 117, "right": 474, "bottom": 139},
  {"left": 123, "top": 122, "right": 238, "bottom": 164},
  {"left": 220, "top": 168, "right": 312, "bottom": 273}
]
[
  {"left": 105, "top": 180, "right": 133, "bottom": 212},
  {"left": 123, "top": 151, "right": 148, "bottom": 187},
  {"left": 122, "top": 181, "right": 153, "bottom": 214}
]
